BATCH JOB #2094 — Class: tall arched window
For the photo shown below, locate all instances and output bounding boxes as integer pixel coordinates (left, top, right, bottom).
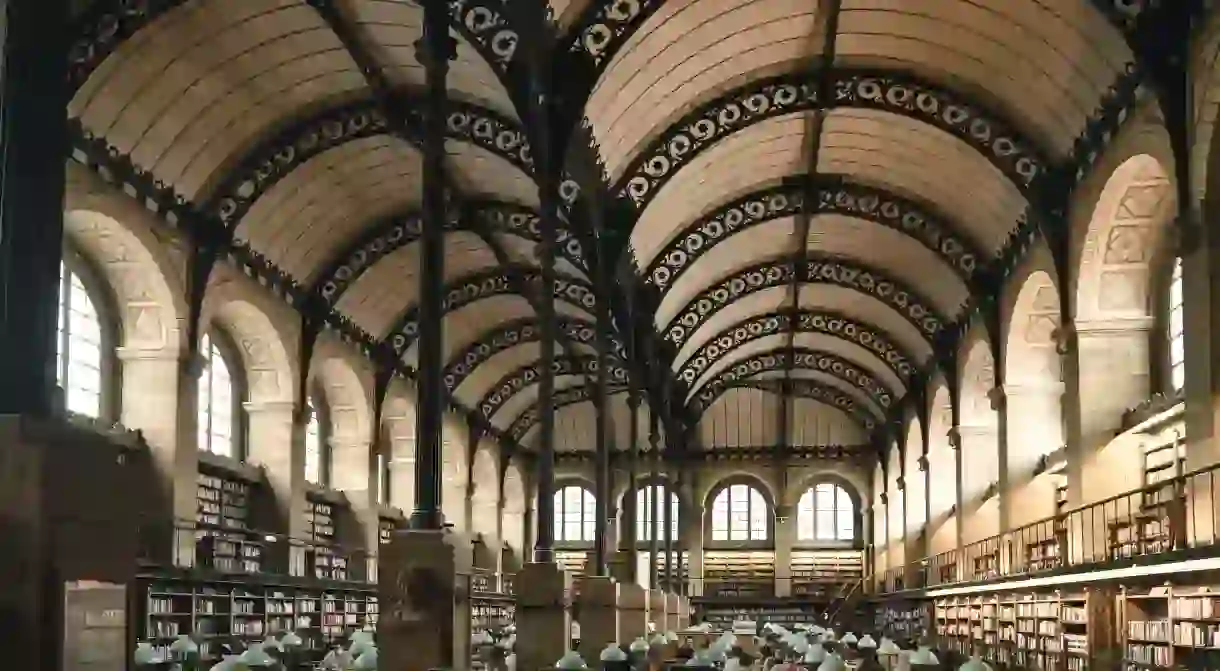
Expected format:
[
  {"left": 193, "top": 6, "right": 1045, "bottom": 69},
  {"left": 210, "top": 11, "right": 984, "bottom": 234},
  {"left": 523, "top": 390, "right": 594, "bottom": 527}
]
[
  {"left": 1167, "top": 257, "right": 1185, "bottom": 392},
  {"left": 304, "top": 396, "right": 330, "bottom": 486},
  {"left": 198, "top": 334, "right": 239, "bottom": 458},
  {"left": 554, "top": 485, "right": 596, "bottom": 543},
  {"left": 710, "top": 483, "right": 769, "bottom": 541},
  {"left": 796, "top": 483, "right": 856, "bottom": 542},
  {"left": 56, "top": 262, "right": 104, "bottom": 418},
  {"left": 635, "top": 484, "right": 680, "bottom": 541}
]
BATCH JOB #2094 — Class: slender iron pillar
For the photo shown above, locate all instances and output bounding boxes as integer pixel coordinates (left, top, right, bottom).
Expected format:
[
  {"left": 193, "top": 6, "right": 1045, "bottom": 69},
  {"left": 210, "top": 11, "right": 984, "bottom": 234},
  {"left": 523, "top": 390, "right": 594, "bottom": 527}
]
[
  {"left": 0, "top": 0, "right": 70, "bottom": 419},
  {"left": 529, "top": 44, "right": 559, "bottom": 564},
  {"left": 621, "top": 295, "right": 639, "bottom": 566},
  {"left": 591, "top": 239, "right": 613, "bottom": 575},
  {"left": 649, "top": 408, "right": 660, "bottom": 589},
  {"left": 662, "top": 432, "right": 674, "bottom": 589},
  {"left": 409, "top": 0, "right": 454, "bottom": 530},
  {"left": 674, "top": 470, "right": 685, "bottom": 596}
]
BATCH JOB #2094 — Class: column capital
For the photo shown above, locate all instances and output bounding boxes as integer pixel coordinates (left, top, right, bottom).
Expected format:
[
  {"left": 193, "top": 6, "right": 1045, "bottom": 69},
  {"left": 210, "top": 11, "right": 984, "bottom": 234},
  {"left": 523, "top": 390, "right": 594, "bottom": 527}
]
[
  {"left": 1003, "top": 380, "right": 1066, "bottom": 398},
  {"left": 917, "top": 455, "right": 928, "bottom": 472},
  {"left": 116, "top": 345, "right": 185, "bottom": 363},
  {"left": 1075, "top": 316, "right": 1155, "bottom": 337},
  {"left": 947, "top": 427, "right": 961, "bottom": 450},
  {"left": 895, "top": 476, "right": 905, "bottom": 492},
  {"left": 243, "top": 400, "right": 296, "bottom": 415},
  {"left": 987, "top": 385, "right": 1005, "bottom": 411},
  {"left": 879, "top": 492, "right": 888, "bottom": 505}
]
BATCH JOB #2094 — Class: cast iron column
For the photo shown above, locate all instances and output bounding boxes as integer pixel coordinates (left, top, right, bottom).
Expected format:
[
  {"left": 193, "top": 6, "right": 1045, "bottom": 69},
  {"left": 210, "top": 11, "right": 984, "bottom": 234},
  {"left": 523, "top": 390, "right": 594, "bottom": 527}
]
[
  {"left": 591, "top": 235, "right": 613, "bottom": 576},
  {"left": 0, "top": 0, "right": 70, "bottom": 418},
  {"left": 649, "top": 407, "right": 661, "bottom": 589},
  {"left": 621, "top": 291, "right": 639, "bottom": 569},
  {"left": 409, "top": 0, "right": 454, "bottom": 530},
  {"left": 529, "top": 36, "right": 559, "bottom": 564}
]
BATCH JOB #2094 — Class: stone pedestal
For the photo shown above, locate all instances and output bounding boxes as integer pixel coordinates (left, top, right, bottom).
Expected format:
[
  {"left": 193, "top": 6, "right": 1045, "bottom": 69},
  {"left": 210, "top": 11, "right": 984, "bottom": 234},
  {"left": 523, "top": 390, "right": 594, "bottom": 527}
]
[
  {"left": 378, "top": 528, "right": 472, "bottom": 671},
  {"left": 618, "top": 583, "right": 648, "bottom": 642},
  {"left": 648, "top": 589, "right": 668, "bottom": 633},
  {"left": 578, "top": 576, "right": 620, "bottom": 660},
  {"left": 665, "top": 592, "right": 681, "bottom": 632},
  {"left": 609, "top": 549, "right": 635, "bottom": 584},
  {"left": 516, "top": 562, "right": 573, "bottom": 671},
  {"left": 0, "top": 416, "right": 143, "bottom": 671}
]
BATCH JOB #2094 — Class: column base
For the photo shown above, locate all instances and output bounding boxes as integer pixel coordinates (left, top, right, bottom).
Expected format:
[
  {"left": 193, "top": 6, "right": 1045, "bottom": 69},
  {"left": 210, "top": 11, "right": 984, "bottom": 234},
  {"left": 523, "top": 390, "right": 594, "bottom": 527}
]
[
  {"left": 648, "top": 589, "right": 668, "bottom": 634},
  {"left": 577, "top": 576, "right": 620, "bottom": 660},
  {"left": 378, "top": 528, "right": 472, "bottom": 671},
  {"left": 516, "top": 562, "right": 573, "bottom": 671}
]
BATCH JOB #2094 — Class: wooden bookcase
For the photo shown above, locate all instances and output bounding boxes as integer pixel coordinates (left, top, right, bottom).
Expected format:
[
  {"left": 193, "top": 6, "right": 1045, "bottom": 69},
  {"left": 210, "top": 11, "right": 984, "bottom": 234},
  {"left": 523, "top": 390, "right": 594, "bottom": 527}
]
[
  {"left": 874, "top": 600, "right": 931, "bottom": 641},
  {"left": 196, "top": 470, "right": 262, "bottom": 573},
  {"left": 695, "top": 601, "right": 821, "bottom": 631},
  {"left": 703, "top": 551, "right": 776, "bottom": 598},
  {"left": 140, "top": 577, "right": 376, "bottom": 663},
  {"left": 1120, "top": 585, "right": 1220, "bottom": 669},
  {"left": 933, "top": 588, "right": 1113, "bottom": 670},
  {"left": 790, "top": 550, "right": 864, "bottom": 597},
  {"left": 471, "top": 594, "right": 515, "bottom": 634},
  {"left": 305, "top": 498, "right": 348, "bottom": 581},
  {"left": 1110, "top": 424, "right": 1186, "bottom": 561}
]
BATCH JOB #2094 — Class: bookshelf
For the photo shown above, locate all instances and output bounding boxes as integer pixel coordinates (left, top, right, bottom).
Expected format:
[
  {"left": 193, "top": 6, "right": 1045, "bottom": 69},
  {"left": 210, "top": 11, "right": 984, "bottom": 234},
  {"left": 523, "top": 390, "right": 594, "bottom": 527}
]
[
  {"left": 933, "top": 588, "right": 1113, "bottom": 670},
  {"left": 790, "top": 550, "right": 863, "bottom": 597},
  {"left": 696, "top": 601, "right": 821, "bottom": 631},
  {"left": 874, "top": 601, "right": 931, "bottom": 641},
  {"left": 555, "top": 550, "right": 588, "bottom": 595},
  {"left": 306, "top": 498, "right": 348, "bottom": 581},
  {"left": 703, "top": 551, "right": 776, "bottom": 598},
  {"left": 196, "top": 470, "right": 262, "bottom": 573},
  {"left": 1110, "top": 421, "right": 1187, "bottom": 561},
  {"left": 471, "top": 594, "right": 515, "bottom": 634},
  {"left": 1120, "top": 585, "right": 1220, "bottom": 669},
  {"left": 140, "top": 577, "right": 376, "bottom": 663}
]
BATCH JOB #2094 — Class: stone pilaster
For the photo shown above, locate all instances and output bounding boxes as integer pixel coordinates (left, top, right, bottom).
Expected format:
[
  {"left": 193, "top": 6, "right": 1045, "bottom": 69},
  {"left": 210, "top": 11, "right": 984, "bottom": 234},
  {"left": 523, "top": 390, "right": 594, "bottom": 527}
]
[
  {"left": 665, "top": 592, "right": 680, "bottom": 633},
  {"left": 648, "top": 589, "right": 667, "bottom": 633},
  {"left": 578, "top": 576, "right": 620, "bottom": 660},
  {"left": 618, "top": 583, "right": 648, "bottom": 641},
  {"left": 378, "top": 529, "right": 472, "bottom": 670},
  {"left": 331, "top": 436, "right": 378, "bottom": 580},
  {"left": 245, "top": 400, "right": 306, "bottom": 570},
  {"left": 774, "top": 504, "right": 794, "bottom": 597},
  {"left": 516, "top": 562, "right": 573, "bottom": 671}
]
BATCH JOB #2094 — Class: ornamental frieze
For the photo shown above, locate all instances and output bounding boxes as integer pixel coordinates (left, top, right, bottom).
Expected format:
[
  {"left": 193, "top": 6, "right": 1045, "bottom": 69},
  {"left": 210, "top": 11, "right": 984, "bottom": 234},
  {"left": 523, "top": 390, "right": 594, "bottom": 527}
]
[
  {"left": 663, "top": 256, "right": 947, "bottom": 350},
  {"left": 646, "top": 178, "right": 981, "bottom": 292},
  {"left": 567, "top": 0, "right": 666, "bottom": 66},
  {"left": 616, "top": 70, "right": 1047, "bottom": 216},
  {"left": 386, "top": 269, "right": 598, "bottom": 356},
  {"left": 478, "top": 356, "right": 629, "bottom": 419},
  {"left": 676, "top": 310, "right": 916, "bottom": 388}
]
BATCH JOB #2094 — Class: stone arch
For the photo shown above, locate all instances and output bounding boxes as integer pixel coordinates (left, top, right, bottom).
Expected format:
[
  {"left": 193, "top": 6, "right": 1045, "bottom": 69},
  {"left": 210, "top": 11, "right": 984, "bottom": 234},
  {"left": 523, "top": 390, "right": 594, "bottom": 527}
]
[
  {"left": 63, "top": 163, "right": 188, "bottom": 355},
  {"left": 203, "top": 266, "right": 299, "bottom": 406},
  {"left": 904, "top": 415, "right": 927, "bottom": 538},
  {"left": 470, "top": 444, "right": 499, "bottom": 536},
  {"left": 310, "top": 338, "right": 376, "bottom": 494},
  {"left": 1002, "top": 260, "right": 1065, "bottom": 482},
  {"left": 502, "top": 459, "right": 527, "bottom": 565},
  {"left": 926, "top": 382, "right": 957, "bottom": 555},
  {"left": 382, "top": 383, "right": 417, "bottom": 513},
  {"left": 1073, "top": 150, "right": 1177, "bottom": 443},
  {"left": 958, "top": 334, "right": 999, "bottom": 502}
]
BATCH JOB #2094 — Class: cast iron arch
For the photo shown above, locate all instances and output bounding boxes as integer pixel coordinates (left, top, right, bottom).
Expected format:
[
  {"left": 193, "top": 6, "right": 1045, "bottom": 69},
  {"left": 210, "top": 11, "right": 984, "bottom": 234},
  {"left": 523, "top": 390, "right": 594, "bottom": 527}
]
[
  {"left": 311, "top": 198, "right": 587, "bottom": 305},
  {"left": 687, "top": 347, "right": 895, "bottom": 418},
  {"left": 663, "top": 254, "right": 951, "bottom": 353},
  {"left": 477, "top": 354, "right": 630, "bottom": 419},
  {"left": 645, "top": 178, "right": 984, "bottom": 293},
  {"left": 443, "top": 316, "right": 619, "bottom": 392},
  {"left": 383, "top": 265, "right": 599, "bottom": 358},
  {"left": 555, "top": 2, "right": 1145, "bottom": 131},
  {"left": 727, "top": 379, "right": 879, "bottom": 433},
  {"left": 615, "top": 69, "right": 1049, "bottom": 219},
  {"left": 676, "top": 310, "right": 918, "bottom": 390},
  {"left": 203, "top": 96, "right": 533, "bottom": 231},
  {"left": 508, "top": 385, "right": 630, "bottom": 443}
]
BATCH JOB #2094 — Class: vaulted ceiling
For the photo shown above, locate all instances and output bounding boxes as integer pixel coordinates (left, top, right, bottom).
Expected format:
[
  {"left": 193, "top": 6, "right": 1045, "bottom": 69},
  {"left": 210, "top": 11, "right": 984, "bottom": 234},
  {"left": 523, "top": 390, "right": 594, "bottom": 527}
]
[{"left": 68, "top": 0, "right": 1170, "bottom": 455}]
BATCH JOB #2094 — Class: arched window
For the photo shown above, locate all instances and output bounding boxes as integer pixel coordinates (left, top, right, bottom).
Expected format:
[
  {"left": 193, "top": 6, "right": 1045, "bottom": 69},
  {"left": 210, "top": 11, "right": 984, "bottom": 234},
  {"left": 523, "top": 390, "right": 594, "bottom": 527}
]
[
  {"left": 554, "top": 485, "right": 596, "bottom": 543},
  {"left": 56, "top": 262, "right": 104, "bottom": 418},
  {"left": 198, "top": 333, "right": 239, "bottom": 458},
  {"left": 710, "top": 483, "right": 769, "bottom": 541},
  {"left": 304, "top": 396, "right": 330, "bottom": 486},
  {"left": 796, "top": 483, "right": 856, "bottom": 542},
  {"left": 635, "top": 484, "right": 680, "bottom": 541},
  {"left": 1167, "top": 257, "right": 1184, "bottom": 392}
]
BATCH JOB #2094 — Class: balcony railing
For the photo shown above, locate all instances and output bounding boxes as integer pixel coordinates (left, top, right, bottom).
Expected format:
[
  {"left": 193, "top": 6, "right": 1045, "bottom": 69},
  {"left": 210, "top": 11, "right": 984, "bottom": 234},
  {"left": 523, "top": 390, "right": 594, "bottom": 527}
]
[{"left": 876, "top": 461, "right": 1220, "bottom": 593}]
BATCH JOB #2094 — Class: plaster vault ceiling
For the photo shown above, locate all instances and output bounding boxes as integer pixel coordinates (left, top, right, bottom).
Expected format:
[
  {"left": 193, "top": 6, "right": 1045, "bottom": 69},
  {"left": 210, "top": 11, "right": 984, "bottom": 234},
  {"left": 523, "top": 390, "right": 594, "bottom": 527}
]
[{"left": 68, "top": 0, "right": 1135, "bottom": 454}]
